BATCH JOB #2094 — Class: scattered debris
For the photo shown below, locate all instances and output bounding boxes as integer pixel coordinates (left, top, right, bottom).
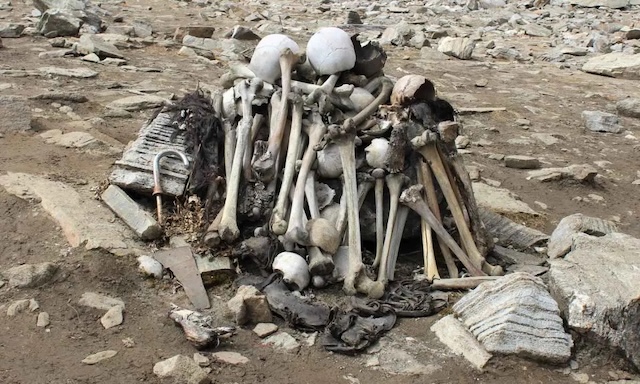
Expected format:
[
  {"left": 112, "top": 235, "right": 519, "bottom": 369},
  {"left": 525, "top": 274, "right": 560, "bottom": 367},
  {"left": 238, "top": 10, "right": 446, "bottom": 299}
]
[
  {"left": 261, "top": 332, "right": 301, "bottom": 353},
  {"left": 169, "top": 304, "right": 235, "bottom": 350}
]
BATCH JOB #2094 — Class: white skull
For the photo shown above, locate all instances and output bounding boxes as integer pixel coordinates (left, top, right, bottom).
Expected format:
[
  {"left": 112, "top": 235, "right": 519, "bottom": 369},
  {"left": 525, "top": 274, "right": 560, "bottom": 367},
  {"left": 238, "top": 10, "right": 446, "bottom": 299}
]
[
  {"left": 306, "top": 27, "right": 356, "bottom": 75},
  {"left": 272, "top": 251, "right": 310, "bottom": 291},
  {"left": 249, "top": 34, "right": 300, "bottom": 84}
]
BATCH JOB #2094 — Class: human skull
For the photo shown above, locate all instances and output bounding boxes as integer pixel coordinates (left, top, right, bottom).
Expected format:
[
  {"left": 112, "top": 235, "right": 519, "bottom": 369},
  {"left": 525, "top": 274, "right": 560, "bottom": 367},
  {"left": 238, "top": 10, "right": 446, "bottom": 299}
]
[
  {"left": 306, "top": 27, "right": 356, "bottom": 75},
  {"left": 272, "top": 251, "right": 310, "bottom": 291},
  {"left": 249, "top": 34, "right": 300, "bottom": 84}
]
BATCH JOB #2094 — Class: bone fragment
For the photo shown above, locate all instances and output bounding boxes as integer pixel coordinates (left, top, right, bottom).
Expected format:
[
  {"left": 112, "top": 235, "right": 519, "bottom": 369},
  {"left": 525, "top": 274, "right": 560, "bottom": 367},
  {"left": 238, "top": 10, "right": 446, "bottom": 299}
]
[
  {"left": 372, "top": 168, "right": 385, "bottom": 269},
  {"left": 374, "top": 173, "right": 408, "bottom": 269},
  {"left": 386, "top": 205, "right": 409, "bottom": 282},
  {"left": 417, "top": 161, "right": 440, "bottom": 281}
]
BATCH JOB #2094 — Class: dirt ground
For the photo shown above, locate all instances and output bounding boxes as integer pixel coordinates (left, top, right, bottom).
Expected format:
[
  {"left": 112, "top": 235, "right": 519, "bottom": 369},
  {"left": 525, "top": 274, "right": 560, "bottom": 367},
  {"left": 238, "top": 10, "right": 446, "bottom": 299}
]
[{"left": 1, "top": 0, "right": 640, "bottom": 382}]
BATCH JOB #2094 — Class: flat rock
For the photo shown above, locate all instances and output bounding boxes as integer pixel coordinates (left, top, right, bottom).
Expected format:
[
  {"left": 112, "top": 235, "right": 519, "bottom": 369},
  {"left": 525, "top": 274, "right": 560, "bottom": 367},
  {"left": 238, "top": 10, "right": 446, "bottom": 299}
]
[
  {"left": 0, "top": 172, "right": 140, "bottom": 254},
  {"left": 4, "top": 262, "right": 57, "bottom": 288},
  {"left": 582, "top": 111, "right": 623, "bottom": 133},
  {"left": 438, "top": 37, "right": 476, "bottom": 60},
  {"left": 210, "top": 351, "right": 249, "bottom": 365},
  {"left": 39, "top": 129, "right": 98, "bottom": 148},
  {"left": 523, "top": 23, "right": 552, "bottom": 37},
  {"left": 82, "top": 350, "right": 118, "bottom": 365},
  {"left": 105, "top": 95, "right": 167, "bottom": 111},
  {"left": 193, "top": 353, "right": 210, "bottom": 367},
  {"left": 582, "top": 53, "right": 640, "bottom": 80},
  {"left": 616, "top": 98, "right": 640, "bottom": 119},
  {"left": 570, "top": 0, "right": 632, "bottom": 7},
  {"left": 77, "top": 34, "right": 124, "bottom": 59},
  {"left": 472, "top": 182, "right": 540, "bottom": 217},
  {"left": 453, "top": 272, "right": 573, "bottom": 363},
  {"left": 226, "top": 285, "right": 272, "bottom": 325},
  {"left": 39, "top": 66, "right": 98, "bottom": 78},
  {"left": 79, "top": 292, "right": 125, "bottom": 311},
  {"left": 101, "top": 185, "right": 162, "bottom": 240},
  {"left": 548, "top": 232, "right": 640, "bottom": 370},
  {"left": 253, "top": 322, "right": 278, "bottom": 338},
  {"left": 526, "top": 164, "right": 598, "bottom": 183},
  {"left": 0, "top": 23, "right": 25, "bottom": 38},
  {"left": 153, "top": 355, "right": 210, "bottom": 384},
  {"left": 431, "top": 315, "right": 493, "bottom": 370},
  {"left": 0, "top": 96, "right": 32, "bottom": 133},
  {"left": 37, "top": 312, "right": 50, "bottom": 327},
  {"left": 261, "top": 332, "right": 301, "bottom": 352},
  {"left": 531, "top": 133, "right": 561, "bottom": 145},
  {"left": 504, "top": 155, "right": 541, "bottom": 169},
  {"left": 547, "top": 214, "right": 618, "bottom": 258},
  {"left": 37, "top": 9, "right": 82, "bottom": 37},
  {"left": 101, "top": 305, "right": 124, "bottom": 329},
  {"left": 7, "top": 299, "right": 30, "bottom": 316}
]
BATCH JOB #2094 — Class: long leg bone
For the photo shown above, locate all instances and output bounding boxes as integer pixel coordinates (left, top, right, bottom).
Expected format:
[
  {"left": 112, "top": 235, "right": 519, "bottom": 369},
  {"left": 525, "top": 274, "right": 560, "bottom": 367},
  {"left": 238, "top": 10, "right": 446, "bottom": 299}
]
[
  {"left": 419, "top": 158, "right": 458, "bottom": 278},
  {"left": 304, "top": 74, "right": 340, "bottom": 105},
  {"left": 340, "top": 173, "right": 374, "bottom": 246},
  {"left": 219, "top": 78, "right": 263, "bottom": 242},
  {"left": 399, "top": 184, "right": 485, "bottom": 276},
  {"left": 372, "top": 168, "right": 385, "bottom": 269},
  {"left": 270, "top": 92, "right": 304, "bottom": 235},
  {"left": 411, "top": 132, "right": 502, "bottom": 276},
  {"left": 283, "top": 109, "right": 327, "bottom": 244},
  {"left": 320, "top": 121, "right": 384, "bottom": 299},
  {"left": 305, "top": 170, "right": 320, "bottom": 219},
  {"left": 243, "top": 113, "right": 265, "bottom": 182},
  {"left": 252, "top": 49, "right": 301, "bottom": 183},
  {"left": 387, "top": 205, "right": 409, "bottom": 281},
  {"left": 417, "top": 160, "right": 440, "bottom": 281},
  {"left": 222, "top": 119, "right": 236, "bottom": 182},
  {"left": 373, "top": 173, "right": 408, "bottom": 269}
]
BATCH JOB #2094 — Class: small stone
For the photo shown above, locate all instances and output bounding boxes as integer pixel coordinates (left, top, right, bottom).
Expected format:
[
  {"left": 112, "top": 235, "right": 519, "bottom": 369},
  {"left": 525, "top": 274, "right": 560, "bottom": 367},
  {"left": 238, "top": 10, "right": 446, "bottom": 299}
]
[
  {"left": 571, "top": 373, "right": 590, "bottom": 383},
  {"left": 153, "top": 355, "right": 210, "bottom": 384},
  {"left": 531, "top": 133, "right": 561, "bottom": 145},
  {"left": 253, "top": 322, "right": 278, "bottom": 338},
  {"left": 0, "top": 23, "right": 25, "bottom": 38},
  {"left": 455, "top": 135, "right": 471, "bottom": 149},
  {"left": 504, "top": 155, "right": 541, "bottom": 169},
  {"left": 4, "top": 262, "right": 57, "bottom": 288},
  {"left": 523, "top": 23, "right": 552, "bottom": 37},
  {"left": 420, "top": 47, "right": 451, "bottom": 61},
  {"left": 37, "top": 312, "right": 50, "bottom": 327},
  {"left": 7, "top": 299, "right": 30, "bottom": 316},
  {"left": 101, "top": 185, "right": 163, "bottom": 240},
  {"left": 0, "top": 95, "right": 32, "bottom": 133},
  {"left": 105, "top": 95, "right": 167, "bottom": 111},
  {"left": 346, "top": 10, "right": 362, "bottom": 24},
  {"left": 79, "top": 292, "right": 125, "bottom": 311},
  {"left": 582, "top": 111, "right": 623, "bottom": 133},
  {"left": 365, "top": 356, "right": 380, "bottom": 367},
  {"left": 137, "top": 255, "right": 164, "bottom": 278},
  {"left": 226, "top": 285, "right": 272, "bottom": 325},
  {"left": 261, "top": 332, "right": 301, "bottom": 352},
  {"left": 82, "top": 350, "right": 118, "bottom": 365},
  {"left": 193, "top": 353, "right": 210, "bottom": 367},
  {"left": 475, "top": 79, "right": 488, "bottom": 87},
  {"left": 122, "top": 337, "right": 135, "bottom": 348},
  {"left": 616, "top": 98, "right": 640, "bottom": 119},
  {"left": 487, "top": 47, "right": 522, "bottom": 61},
  {"left": 516, "top": 118, "right": 531, "bottom": 126},
  {"left": 77, "top": 34, "right": 125, "bottom": 59},
  {"left": 81, "top": 53, "right": 101, "bottom": 63},
  {"left": 210, "top": 351, "right": 249, "bottom": 365},
  {"left": 29, "top": 299, "right": 39, "bottom": 312},
  {"left": 588, "top": 194, "right": 604, "bottom": 202},
  {"left": 101, "top": 305, "right": 124, "bottom": 329},
  {"left": 174, "top": 26, "right": 215, "bottom": 41},
  {"left": 438, "top": 37, "right": 476, "bottom": 60}
]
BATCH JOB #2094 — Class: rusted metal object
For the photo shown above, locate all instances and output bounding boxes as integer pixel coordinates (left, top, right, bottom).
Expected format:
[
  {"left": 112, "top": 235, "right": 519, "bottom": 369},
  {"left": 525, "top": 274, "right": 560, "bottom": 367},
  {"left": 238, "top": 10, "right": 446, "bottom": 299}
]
[{"left": 152, "top": 149, "right": 189, "bottom": 223}]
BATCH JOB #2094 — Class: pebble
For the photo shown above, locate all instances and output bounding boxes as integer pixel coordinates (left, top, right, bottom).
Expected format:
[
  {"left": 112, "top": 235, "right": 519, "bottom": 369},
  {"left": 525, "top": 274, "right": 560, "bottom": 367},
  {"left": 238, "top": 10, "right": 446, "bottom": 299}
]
[
  {"left": 193, "top": 353, "right": 210, "bottom": 367},
  {"left": 570, "top": 372, "right": 590, "bottom": 383},
  {"left": 253, "top": 322, "right": 279, "bottom": 338},
  {"left": 210, "top": 351, "right": 249, "bottom": 365},
  {"left": 101, "top": 305, "right": 124, "bottom": 329},
  {"left": 7, "top": 299, "right": 30, "bottom": 316},
  {"left": 37, "top": 312, "right": 50, "bottom": 327},
  {"left": 82, "top": 350, "right": 118, "bottom": 365},
  {"left": 79, "top": 292, "right": 125, "bottom": 311}
]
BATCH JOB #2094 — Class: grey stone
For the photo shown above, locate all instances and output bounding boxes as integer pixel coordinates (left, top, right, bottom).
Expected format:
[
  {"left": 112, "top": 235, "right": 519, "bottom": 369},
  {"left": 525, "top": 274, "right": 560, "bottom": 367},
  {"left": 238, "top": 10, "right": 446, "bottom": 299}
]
[
  {"left": 181, "top": 35, "right": 250, "bottom": 61},
  {"left": 77, "top": 34, "right": 124, "bottom": 59},
  {"left": 380, "top": 21, "right": 413, "bottom": 46},
  {"left": 153, "top": 355, "right": 210, "bottom": 384},
  {"left": 431, "top": 315, "right": 493, "bottom": 370},
  {"left": 28, "top": 299, "right": 40, "bottom": 312},
  {"left": 453, "top": 272, "right": 573, "bottom": 363},
  {"left": 0, "top": 23, "right": 25, "bottom": 38},
  {"left": 487, "top": 47, "right": 522, "bottom": 61},
  {"left": 79, "top": 292, "right": 125, "bottom": 311},
  {"left": 548, "top": 232, "right": 640, "bottom": 370},
  {"left": 616, "top": 98, "right": 640, "bottom": 118},
  {"left": 131, "top": 20, "right": 152, "bottom": 37},
  {"left": 100, "top": 305, "right": 124, "bottom": 329},
  {"left": 7, "top": 299, "right": 30, "bottom": 316},
  {"left": 37, "top": 312, "right": 50, "bottom": 327},
  {"left": 523, "top": 23, "right": 552, "bottom": 37},
  {"left": 0, "top": 96, "right": 31, "bottom": 133},
  {"left": 174, "top": 26, "right": 215, "bottom": 41},
  {"left": 193, "top": 353, "right": 210, "bottom": 367},
  {"left": 504, "top": 155, "right": 541, "bottom": 169},
  {"left": 105, "top": 95, "right": 167, "bottom": 111},
  {"left": 420, "top": 47, "right": 451, "bottom": 61},
  {"left": 261, "top": 332, "right": 301, "bottom": 352},
  {"left": 547, "top": 214, "right": 617, "bottom": 259},
  {"left": 472, "top": 182, "right": 540, "bottom": 217},
  {"left": 582, "top": 53, "right": 640, "bottom": 80},
  {"left": 82, "top": 350, "right": 118, "bottom": 365},
  {"left": 210, "top": 351, "right": 249, "bottom": 365},
  {"left": 81, "top": 53, "right": 101, "bottom": 63},
  {"left": 627, "top": 29, "right": 640, "bottom": 40},
  {"left": 39, "top": 130, "right": 98, "bottom": 148},
  {"left": 531, "top": 133, "right": 561, "bottom": 145},
  {"left": 39, "top": 66, "right": 98, "bottom": 78},
  {"left": 101, "top": 185, "right": 162, "bottom": 240},
  {"left": 570, "top": 0, "right": 631, "bottom": 8},
  {"left": 253, "top": 322, "right": 278, "bottom": 338},
  {"left": 526, "top": 164, "right": 598, "bottom": 183},
  {"left": 226, "top": 285, "right": 272, "bottom": 325},
  {"left": 438, "top": 37, "right": 476, "bottom": 60},
  {"left": 582, "top": 111, "right": 623, "bottom": 133},
  {"left": 137, "top": 255, "right": 164, "bottom": 278},
  {"left": 37, "top": 9, "right": 82, "bottom": 37},
  {"left": 4, "top": 262, "right": 57, "bottom": 288}
]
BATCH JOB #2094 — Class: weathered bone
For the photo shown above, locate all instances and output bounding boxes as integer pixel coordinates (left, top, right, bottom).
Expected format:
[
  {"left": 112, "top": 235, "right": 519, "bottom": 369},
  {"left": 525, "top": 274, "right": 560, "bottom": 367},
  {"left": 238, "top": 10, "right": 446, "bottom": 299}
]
[
  {"left": 307, "top": 246, "right": 335, "bottom": 277},
  {"left": 307, "top": 218, "right": 340, "bottom": 254},
  {"left": 253, "top": 49, "right": 301, "bottom": 183},
  {"left": 417, "top": 160, "right": 439, "bottom": 281},
  {"left": 373, "top": 173, "right": 408, "bottom": 269},
  {"left": 386, "top": 205, "right": 409, "bottom": 282},
  {"left": 243, "top": 113, "right": 265, "bottom": 181},
  {"left": 305, "top": 170, "right": 320, "bottom": 219},
  {"left": 219, "top": 78, "right": 263, "bottom": 242},
  {"left": 284, "top": 109, "right": 327, "bottom": 245},
  {"left": 341, "top": 173, "right": 374, "bottom": 245},
  {"left": 305, "top": 74, "right": 340, "bottom": 105},
  {"left": 371, "top": 168, "right": 385, "bottom": 270},
  {"left": 399, "top": 184, "right": 485, "bottom": 276},
  {"left": 270, "top": 92, "right": 304, "bottom": 235},
  {"left": 412, "top": 132, "right": 502, "bottom": 276},
  {"left": 203, "top": 208, "right": 223, "bottom": 247},
  {"left": 220, "top": 64, "right": 256, "bottom": 88},
  {"left": 222, "top": 119, "right": 236, "bottom": 182}
]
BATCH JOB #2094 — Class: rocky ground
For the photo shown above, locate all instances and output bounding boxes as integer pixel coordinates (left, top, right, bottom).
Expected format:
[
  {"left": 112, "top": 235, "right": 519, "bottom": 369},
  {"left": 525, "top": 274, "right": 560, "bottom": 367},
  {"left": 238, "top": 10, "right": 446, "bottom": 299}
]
[{"left": 1, "top": 0, "right": 640, "bottom": 382}]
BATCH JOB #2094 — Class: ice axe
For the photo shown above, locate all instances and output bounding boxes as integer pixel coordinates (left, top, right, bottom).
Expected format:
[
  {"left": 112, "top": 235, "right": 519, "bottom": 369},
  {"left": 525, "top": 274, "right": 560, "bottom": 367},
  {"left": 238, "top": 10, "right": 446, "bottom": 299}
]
[{"left": 153, "top": 149, "right": 190, "bottom": 224}]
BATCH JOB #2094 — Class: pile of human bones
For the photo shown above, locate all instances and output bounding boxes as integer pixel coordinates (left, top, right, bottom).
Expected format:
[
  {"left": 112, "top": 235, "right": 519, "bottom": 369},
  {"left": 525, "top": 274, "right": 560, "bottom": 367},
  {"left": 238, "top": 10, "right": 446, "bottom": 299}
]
[{"left": 172, "top": 26, "right": 505, "bottom": 300}]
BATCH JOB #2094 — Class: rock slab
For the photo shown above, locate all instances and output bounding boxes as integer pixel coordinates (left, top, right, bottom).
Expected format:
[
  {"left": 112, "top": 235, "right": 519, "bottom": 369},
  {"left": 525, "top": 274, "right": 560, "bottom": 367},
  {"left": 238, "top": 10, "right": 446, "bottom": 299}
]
[
  {"left": 453, "top": 272, "right": 573, "bottom": 363},
  {"left": 504, "top": 155, "right": 541, "bottom": 169},
  {"left": 582, "top": 53, "right": 640, "bottom": 80},
  {"left": 431, "top": 315, "right": 493, "bottom": 370},
  {"left": 79, "top": 292, "right": 125, "bottom": 311},
  {"left": 472, "top": 182, "right": 540, "bottom": 217},
  {"left": 153, "top": 355, "right": 211, "bottom": 384},
  {"left": 3, "top": 262, "right": 57, "bottom": 288},
  {"left": 0, "top": 96, "right": 32, "bottom": 134},
  {"left": 547, "top": 214, "right": 617, "bottom": 258},
  {"left": 548, "top": 232, "right": 640, "bottom": 370},
  {"left": 582, "top": 111, "right": 623, "bottom": 133},
  {"left": 101, "top": 185, "right": 162, "bottom": 240}
]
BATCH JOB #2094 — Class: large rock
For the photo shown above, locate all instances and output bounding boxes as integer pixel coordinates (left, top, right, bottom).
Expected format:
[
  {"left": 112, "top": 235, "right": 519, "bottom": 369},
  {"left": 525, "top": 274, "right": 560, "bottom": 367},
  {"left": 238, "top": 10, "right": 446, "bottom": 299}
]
[
  {"left": 0, "top": 96, "right": 32, "bottom": 134},
  {"left": 616, "top": 98, "right": 640, "bottom": 118},
  {"left": 582, "top": 111, "right": 623, "bottom": 133},
  {"left": 547, "top": 214, "right": 617, "bottom": 258},
  {"left": 37, "top": 9, "right": 82, "bottom": 37},
  {"left": 153, "top": 355, "right": 210, "bottom": 384},
  {"left": 77, "top": 34, "right": 124, "bottom": 59},
  {"left": 548, "top": 232, "right": 640, "bottom": 370},
  {"left": 453, "top": 272, "right": 573, "bottom": 363},
  {"left": 582, "top": 53, "right": 640, "bottom": 80},
  {"left": 437, "top": 37, "right": 476, "bottom": 60},
  {"left": 3, "top": 262, "right": 58, "bottom": 288}
]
